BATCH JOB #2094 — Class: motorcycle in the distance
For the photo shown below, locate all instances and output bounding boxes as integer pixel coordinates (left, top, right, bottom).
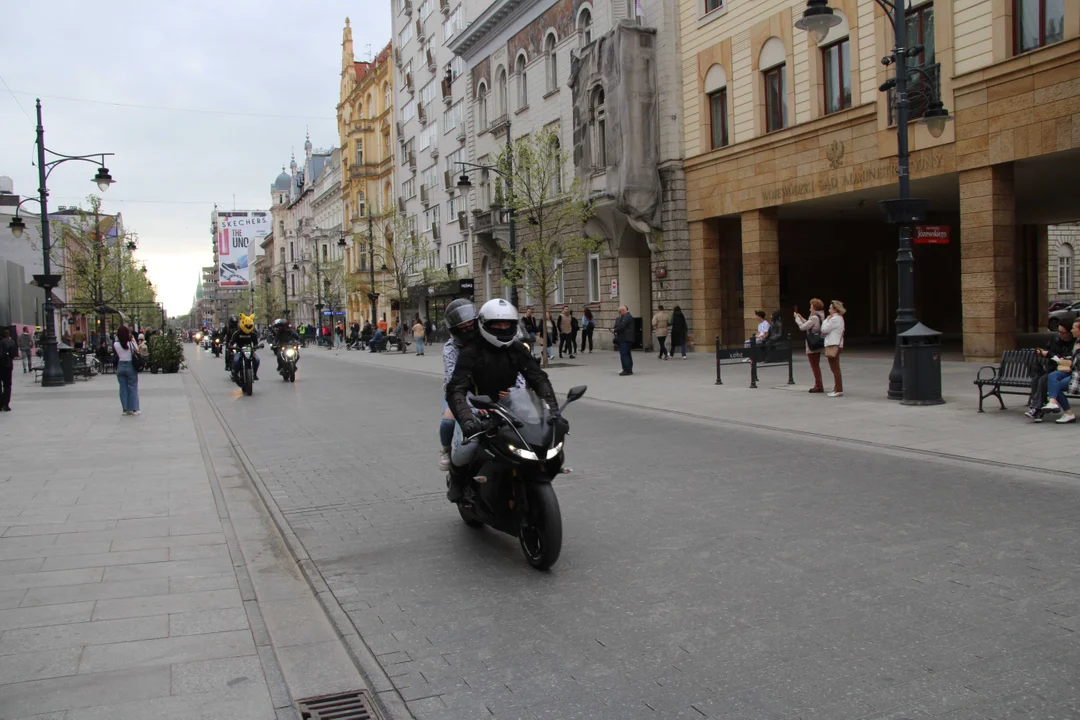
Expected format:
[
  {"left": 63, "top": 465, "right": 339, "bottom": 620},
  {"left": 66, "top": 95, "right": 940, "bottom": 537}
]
[
  {"left": 450, "top": 385, "right": 586, "bottom": 571},
  {"left": 211, "top": 337, "right": 222, "bottom": 357},
  {"left": 232, "top": 343, "right": 262, "bottom": 396},
  {"left": 277, "top": 344, "right": 299, "bottom": 382}
]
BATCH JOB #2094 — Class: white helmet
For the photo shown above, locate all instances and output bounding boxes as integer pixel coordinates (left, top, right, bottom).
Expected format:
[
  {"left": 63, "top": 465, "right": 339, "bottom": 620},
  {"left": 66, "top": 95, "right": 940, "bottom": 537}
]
[{"left": 478, "top": 298, "right": 519, "bottom": 348}]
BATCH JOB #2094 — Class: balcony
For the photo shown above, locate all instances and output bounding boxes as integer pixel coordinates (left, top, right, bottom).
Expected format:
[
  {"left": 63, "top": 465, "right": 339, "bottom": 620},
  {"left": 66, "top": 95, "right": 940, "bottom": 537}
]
[
  {"left": 489, "top": 114, "right": 510, "bottom": 136},
  {"left": 349, "top": 162, "right": 384, "bottom": 179}
]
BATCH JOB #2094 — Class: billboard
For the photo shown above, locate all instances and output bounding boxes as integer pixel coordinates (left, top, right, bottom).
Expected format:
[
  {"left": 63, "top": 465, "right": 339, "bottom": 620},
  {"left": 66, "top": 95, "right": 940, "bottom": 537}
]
[{"left": 217, "top": 211, "right": 269, "bottom": 288}]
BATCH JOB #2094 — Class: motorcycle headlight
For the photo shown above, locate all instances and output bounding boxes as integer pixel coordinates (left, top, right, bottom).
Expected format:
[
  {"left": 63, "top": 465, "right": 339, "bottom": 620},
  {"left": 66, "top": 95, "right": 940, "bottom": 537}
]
[
  {"left": 507, "top": 444, "right": 538, "bottom": 461},
  {"left": 284, "top": 348, "right": 296, "bottom": 358},
  {"left": 242, "top": 347, "right": 252, "bottom": 356},
  {"left": 546, "top": 443, "right": 564, "bottom": 460}
]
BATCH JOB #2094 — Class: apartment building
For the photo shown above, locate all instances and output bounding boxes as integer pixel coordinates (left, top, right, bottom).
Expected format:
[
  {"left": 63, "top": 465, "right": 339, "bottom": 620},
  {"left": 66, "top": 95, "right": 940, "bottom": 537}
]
[
  {"left": 448, "top": 0, "right": 691, "bottom": 343},
  {"left": 681, "top": 0, "right": 1080, "bottom": 358}
]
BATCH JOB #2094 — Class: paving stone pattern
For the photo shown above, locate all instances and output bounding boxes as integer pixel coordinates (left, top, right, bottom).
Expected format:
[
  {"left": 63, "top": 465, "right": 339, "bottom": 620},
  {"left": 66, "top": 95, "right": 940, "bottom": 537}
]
[{"left": 192, "top": 349, "right": 1080, "bottom": 720}]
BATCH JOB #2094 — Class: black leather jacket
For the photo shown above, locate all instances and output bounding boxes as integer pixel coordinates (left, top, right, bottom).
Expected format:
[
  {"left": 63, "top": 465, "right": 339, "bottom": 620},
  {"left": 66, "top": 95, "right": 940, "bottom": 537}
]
[
  {"left": 446, "top": 341, "right": 557, "bottom": 425},
  {"left": 229, "top": 331, "right": 258, "bottom": 349},
  {"left": 272, "top": 328, "right": 300, "bottom": 348}
]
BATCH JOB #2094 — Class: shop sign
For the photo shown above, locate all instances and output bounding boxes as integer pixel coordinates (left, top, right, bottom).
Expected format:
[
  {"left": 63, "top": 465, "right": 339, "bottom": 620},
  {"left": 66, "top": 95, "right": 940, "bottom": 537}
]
[
  {"left": 457, "top": 278, "right": 475, "bottom": 295},
  {"left": 655, "top": 266, "right": 667, "bottom": 279},
  {"left": 610, "top": 279, "right": 618, "bottom": 298},
  {"left": 914, "top": 225, "right": 950, "bottom": 245}
]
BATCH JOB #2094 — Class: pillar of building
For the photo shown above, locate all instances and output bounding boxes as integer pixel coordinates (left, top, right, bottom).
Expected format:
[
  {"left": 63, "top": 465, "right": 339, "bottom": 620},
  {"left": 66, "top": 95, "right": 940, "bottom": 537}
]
[
  {"left": 656, "top": 162, "right": 692, "bottom": 331},
  {"left": 689, "top": 219, "right": 721, "bottom": 349},
  {"left": 960, "top": 163, "right": 1016, "bottom": 361},
  {"left": 740, "top": 208, "right": 780, "bottom": 338}
]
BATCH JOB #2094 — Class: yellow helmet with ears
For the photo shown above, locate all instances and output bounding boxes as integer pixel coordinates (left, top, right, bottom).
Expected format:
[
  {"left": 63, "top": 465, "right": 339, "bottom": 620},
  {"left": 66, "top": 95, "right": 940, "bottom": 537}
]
[{"left": 238, "top": 313, "right": 255, "bottom": 334}]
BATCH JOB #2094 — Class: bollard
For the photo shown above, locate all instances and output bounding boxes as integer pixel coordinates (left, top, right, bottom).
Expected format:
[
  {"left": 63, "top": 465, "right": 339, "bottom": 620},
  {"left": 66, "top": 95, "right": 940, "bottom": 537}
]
[
  {"left": 787, "top": 342, "right": 795, "bottom": 385},
  {"left": 715, "top": 335, "right": 722, "bottom": 385},
  {"left": 749, "top": 337, "right": 758, "bottom": 388}
]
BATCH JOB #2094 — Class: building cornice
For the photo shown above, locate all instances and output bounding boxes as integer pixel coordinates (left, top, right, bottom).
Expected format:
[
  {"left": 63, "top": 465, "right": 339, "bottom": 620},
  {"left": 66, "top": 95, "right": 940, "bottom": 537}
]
[{"left": 448, "top": 0, "right": 552, "bottom": 60}]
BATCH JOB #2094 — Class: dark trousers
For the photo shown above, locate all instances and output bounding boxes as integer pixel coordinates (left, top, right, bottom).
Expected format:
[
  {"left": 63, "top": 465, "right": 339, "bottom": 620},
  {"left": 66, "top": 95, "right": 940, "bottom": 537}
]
[
  {"left": 560, "top": 334, "right": 574, "bottom": 356},
  {"left": 1029, "top": 371, "right": 1051, "bottom": 410},
  {"left": 0, "top": 365, "right": 11, "bottom": 408},
  {"left": 581, "top": 327, "right": 594, "bottom": 352},
  {"left": 807, "top": 352, "right": 824, "bottom": 390},
  {"left": 618, "top": 341, "right": 633, "bottom": 373},
  {"left": 657, "top": 336, "right": 668, "bottom": 358}
]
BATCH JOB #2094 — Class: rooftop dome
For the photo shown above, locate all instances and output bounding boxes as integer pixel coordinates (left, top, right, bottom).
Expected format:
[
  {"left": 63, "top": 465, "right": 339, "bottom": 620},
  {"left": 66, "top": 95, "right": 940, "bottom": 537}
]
[{"left": 272, "top": 166, "right": 291, "bottom": 192}]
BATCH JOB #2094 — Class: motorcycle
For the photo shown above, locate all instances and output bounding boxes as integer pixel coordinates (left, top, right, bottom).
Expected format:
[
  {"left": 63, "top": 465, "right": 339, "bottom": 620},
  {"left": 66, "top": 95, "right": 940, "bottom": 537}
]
[
  {"left": 232, "top": 344, "right": 262, "bottom": 396},
  {"left": 450, "top": 385, "right": 586, "bottom": 571},
  {"left": 278, "top": 344, "right": 299, "bottom": 382},
  {"left": 211, "top": 337, "right": 222, "bottom": 357}
]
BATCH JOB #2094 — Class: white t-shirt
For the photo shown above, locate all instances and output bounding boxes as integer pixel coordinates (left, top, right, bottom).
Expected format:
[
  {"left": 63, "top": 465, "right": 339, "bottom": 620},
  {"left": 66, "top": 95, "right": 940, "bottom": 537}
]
[
  {"left": 113, "top": 340, "right": 136, "bottom": 361},
  {"left": 757, "top": 320, "right": 770, "bottom": 338}
]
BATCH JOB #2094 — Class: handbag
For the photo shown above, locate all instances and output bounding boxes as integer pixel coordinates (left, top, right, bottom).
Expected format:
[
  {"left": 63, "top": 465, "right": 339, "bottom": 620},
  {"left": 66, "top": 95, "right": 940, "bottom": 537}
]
[
  {"left": 131, "top": 345, "right": 145, "bottom": 373},
  {"left": 805, "top": 314, "right": 825, "bottom": 351},
  {"left": 825, "top": 345, "right": 840, "bottom": 359}
]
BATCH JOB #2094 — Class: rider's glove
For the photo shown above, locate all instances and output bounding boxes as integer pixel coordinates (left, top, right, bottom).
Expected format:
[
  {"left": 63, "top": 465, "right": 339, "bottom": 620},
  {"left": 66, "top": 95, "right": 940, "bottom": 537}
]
[{"left": 461, "top": 417, "right": 485, "bottom": 438}]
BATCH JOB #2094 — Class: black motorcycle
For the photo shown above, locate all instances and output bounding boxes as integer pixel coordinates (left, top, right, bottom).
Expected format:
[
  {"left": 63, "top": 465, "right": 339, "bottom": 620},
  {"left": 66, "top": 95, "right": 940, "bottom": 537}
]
[
  {"left": 277, "top": 344, "right": 299, "bottom": 382},
  {"left": 211, "top": 337, "right": 222, "bottom": 357},
  {"left": 231, "top": 343, "right": 262, "bottom": 396},
  {"left": 451, "top": 385, "right": 586, "bottom": 571}
]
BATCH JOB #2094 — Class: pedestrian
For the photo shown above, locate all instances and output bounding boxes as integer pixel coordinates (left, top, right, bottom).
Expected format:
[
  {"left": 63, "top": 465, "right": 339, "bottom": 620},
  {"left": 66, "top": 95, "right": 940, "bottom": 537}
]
[
  {"left": 543, "top": 311, "right": 558, "bottom": 360},
  {"left": 669, "top": 306, "right": 688, "bottom": 358},
  {"left": 569, "top": 310, "right": 579, "bottom": 357},
  {"left": 137, "top": 333, "right": 149, "bottom": 359},
  {"left": 0, "top": 329, "right": 16, "bottom": 412},
  {"left": 581, "top": 308, "right": 595, "bottom": 353},
  {"left": 114, "top": 325, "right": 141, "bottom": 415},
  {"left": 71, "top": 327, "right": 85, "bottom": 350},
  {"left": 1040, "top": 318, "right": 1080, "bottom": 424},
  {"left": 652, "top": 304, "right": 670, "bottom": 359},
  {"left": 821, "top": 300, "right": 846, "bottom": 397},
  {"left": 412, "top": 317, "right": 426, "bottom": 355},
  {"left": 522, "top": 307, "right": 539, "bottom": 350},
  {"left": 1025, "top": 321, "right": 1075, "bottom": 421},
  {"left": 613, "top": 305, "right": 634, "bottom": 376},
  {"left": 17, "top": 327, "right": 33, "bottom": 374},
  {"left": 794, "top": 298, "right": 827, "bottom": 393},
  {"left": 558, "top": 307, "right": 573, "bottom": 358}
]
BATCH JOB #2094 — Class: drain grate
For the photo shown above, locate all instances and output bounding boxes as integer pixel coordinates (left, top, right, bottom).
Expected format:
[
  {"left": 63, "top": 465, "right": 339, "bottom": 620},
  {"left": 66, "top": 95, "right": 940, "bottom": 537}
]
[{"left": 296, "top": 690, "right": 380, "bottom": 719}]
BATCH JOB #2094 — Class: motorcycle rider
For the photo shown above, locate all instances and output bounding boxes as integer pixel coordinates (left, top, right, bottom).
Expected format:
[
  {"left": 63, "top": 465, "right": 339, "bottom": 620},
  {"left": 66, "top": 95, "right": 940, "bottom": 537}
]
[
  {"left": 223, "top": 315, "right": 240, "bottom": 369},
  {"left": 228, "top": 313, "right": 260, "bottom": 382},
  {"left": 445, "top": 299, "right": 560, "bottom": 502},
  {"left": 270, "top": 318, "right": 301, "bottom": 372}
]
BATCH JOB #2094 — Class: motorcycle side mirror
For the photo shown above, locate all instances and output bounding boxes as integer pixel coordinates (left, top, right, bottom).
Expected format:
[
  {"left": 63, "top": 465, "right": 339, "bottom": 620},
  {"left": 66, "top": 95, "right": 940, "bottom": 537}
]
[
  {"left": 471, "top": 395, "right": 496, "bottom": 409},
  {"left": 565, "top": 385, "right": 587, "bottom": 404}
]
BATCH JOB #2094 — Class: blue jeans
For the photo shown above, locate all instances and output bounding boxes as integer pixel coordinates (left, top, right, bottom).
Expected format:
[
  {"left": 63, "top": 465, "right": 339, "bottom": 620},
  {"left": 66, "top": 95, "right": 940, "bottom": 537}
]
[
  {"left": 1048, "top": 370, "right": 1072, "bottom": 411},
  {"left": 117, "top": 361, "right": 139, "bottom": 412},
  {"left": 618, "top": 341, "right": 633, "bottom": 373},
  {"left": 415, "top": 337, "right": 424, "bottom": 354},
  {"left": 232, "top": 352, "right": 260, "bottom": 376},
  {"left": 439, "top": 399, "right": 455, "bottom": 447},
  {"left": 676, "top": 341, "right": 687, "bottom": 357}
]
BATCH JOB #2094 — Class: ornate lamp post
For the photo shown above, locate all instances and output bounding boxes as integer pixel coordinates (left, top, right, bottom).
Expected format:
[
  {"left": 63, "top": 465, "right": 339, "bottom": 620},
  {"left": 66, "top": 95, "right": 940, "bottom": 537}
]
[
  {"left": 796, "top": 0, "right": 951, "bottom": 399},
  {"left": 7, "top": 99, "right": 115, "bottom": 387}
]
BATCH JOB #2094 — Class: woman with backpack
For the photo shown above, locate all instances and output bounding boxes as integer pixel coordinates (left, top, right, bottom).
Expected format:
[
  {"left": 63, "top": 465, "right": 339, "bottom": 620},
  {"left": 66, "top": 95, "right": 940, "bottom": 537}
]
[
  {"left": 114, "top": 325, "right": 142, "bottom": 415},
  {"left": 794, "top": 298, "right": 826, "bottom": 393}
]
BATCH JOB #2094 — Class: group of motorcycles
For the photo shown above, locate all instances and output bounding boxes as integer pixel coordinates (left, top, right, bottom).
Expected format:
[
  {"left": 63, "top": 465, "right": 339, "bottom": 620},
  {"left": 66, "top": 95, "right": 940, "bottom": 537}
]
[{"left": 193, "top": 330, "right": 299, "bottom": 397}]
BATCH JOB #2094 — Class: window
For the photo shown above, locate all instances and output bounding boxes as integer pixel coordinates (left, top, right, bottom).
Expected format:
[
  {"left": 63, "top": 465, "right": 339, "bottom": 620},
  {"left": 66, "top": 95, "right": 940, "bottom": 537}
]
[
  {"left": 443, "top": 6, "right": 463, "bottom": 42},
  {"left": 419, "top": 0, "right": 432, "bottom": 18},
  {"left": 497, "top": 67, "right": 508, "bottom": 118},
  {"left": 400, "top": 23, "right": 413, "bottom": 46},
  {"left": 356, "top": 139, "right": 364, "bottom": 166},
  {"left": 477, "top": 83, "right": 488, "bottom": 130},
  {"left": 591, "top": 86, "right": 607, "bottom": 168},
  {"left": 384, "top": 132, "right": 392, "bottom": 157},
  {"left": 764, "top": 64, "right": 786, "bottom": 132},
  {"left": 321, "top": 244, "right": 328, "bottom": 262},
  {"left": 420, "top": 79, "right": 436, "bottom": 106},
  {"left": 401, "top": 138, "right": 414, "bottom": 166},
  {"left": 289, "top": 241, "right": 294, "bottom": 261},
  {"left": 891, "top": 5, "right": 937, "bottom": 124},
  {"left": 384, "top": 82, "right": 391, "bottom": 112},
  {"left": 424, "top": 205, "right": 441, "bottom": 231},
  {"left": 822, "top": 38, "right": 851, "bottom": 114},
  {"left": 516, "top": 54, "right": 528, "bottom": 109},
  {"left": 444, "top": 101, "right": 463, "bottom": 132},
  {"left": 578, "top": 8, "right": 592, "bottom": 46},
  {"left": 554, "top": 259, "right": 565, "bottom": 304},
  {"left": 450, "top": 56, "right": 465, "bottom": 81},
  {"left": 402, "top": 97, "right": 416, "bottom": 122},
  {"left": 420, "top": 121, "right": 438, "bottom": 149},
  {"left": 1060, "top": 244, "right": 1074, "bottom": 292},
  {"left": 587, "top": 253, "right": 600, "bottom": 302},
  {"left": 1016, "top": 0, "right": 1064, "bottom": 53},
  {"left": 359, "top": 192, "right": 366, "bottom": 218},
  {"left": 704, "top": 0, "right": 721, "bottom": 12},
  {"left": 545, "top": 34, "right": 558, "bottom": 93},
  {"left": 422, "top": 165, "right": 439, "bottom": 191},
  {"left": 446, "top": 196, "right": 457, "bottom": 221},
  {"left": 449, "top": 241, "right": 468, "bottom": 267},
  {"left": 708, "top": 89, "right": 729, "bottom": 148},
  {"left": 550, "top": 133, "right": 563, "bottom": 193},
  {"left": 402, "top": 177, "right": 416, "bottom": 199},
  {"left": 445, "top": 147, "right": 464, "bottom": 176},
  {"left": 366, "top": 93, "right": 374, "bottom": 118}
]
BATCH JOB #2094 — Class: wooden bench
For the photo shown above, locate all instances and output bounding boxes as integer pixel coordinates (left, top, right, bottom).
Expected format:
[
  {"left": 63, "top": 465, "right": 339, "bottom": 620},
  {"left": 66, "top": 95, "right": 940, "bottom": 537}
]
[{"left": 974, "top": 348, "right": 1080, "bottom": 412}]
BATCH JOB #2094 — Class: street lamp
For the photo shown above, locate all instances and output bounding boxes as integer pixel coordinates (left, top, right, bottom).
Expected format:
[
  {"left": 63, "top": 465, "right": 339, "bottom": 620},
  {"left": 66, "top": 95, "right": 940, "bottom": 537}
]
[
  {"left": 6, "top": 99, "right": 116, "bottom": 387},
  {"left": 796, "top": 0, "right": 951, "bottom": 400},
  {"left": 456, "top": 118, "right": 518, "bottom": 309}
]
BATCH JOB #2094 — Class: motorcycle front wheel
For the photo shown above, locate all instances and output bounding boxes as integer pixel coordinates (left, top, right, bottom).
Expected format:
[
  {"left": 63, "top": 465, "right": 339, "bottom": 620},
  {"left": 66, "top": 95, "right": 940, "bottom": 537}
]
[
  {"left": 518, "top": 483, "right": 562, "bottom": 571},
  {"left": 242, "top": 366, "right": 253, "bottom": 396},
  {"left": 457, "top": 504, "right": 484, "bottom": 528}
]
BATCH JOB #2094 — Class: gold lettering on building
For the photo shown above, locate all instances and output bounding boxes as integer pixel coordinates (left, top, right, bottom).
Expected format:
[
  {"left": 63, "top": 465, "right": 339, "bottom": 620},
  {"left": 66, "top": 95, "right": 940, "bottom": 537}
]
[{"left": 760, "top": 154, "right": 944, "bottom": 203}]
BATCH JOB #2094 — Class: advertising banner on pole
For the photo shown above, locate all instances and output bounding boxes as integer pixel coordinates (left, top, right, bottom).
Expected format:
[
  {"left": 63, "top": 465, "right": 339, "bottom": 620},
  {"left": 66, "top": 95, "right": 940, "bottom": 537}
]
[{"left": 217, "top": 211, "right": 269, "bottom": 288}]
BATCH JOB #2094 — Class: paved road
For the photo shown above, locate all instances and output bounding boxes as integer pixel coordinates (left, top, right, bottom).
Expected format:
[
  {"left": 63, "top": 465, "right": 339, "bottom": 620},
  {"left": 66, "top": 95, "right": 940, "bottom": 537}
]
[{"left": 189, "top": 345, "right": 1080, "bottom": 720}]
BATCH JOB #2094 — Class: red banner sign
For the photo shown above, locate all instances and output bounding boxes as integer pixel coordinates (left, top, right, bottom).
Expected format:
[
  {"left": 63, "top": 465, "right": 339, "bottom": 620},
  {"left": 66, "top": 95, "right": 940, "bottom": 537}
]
[{"left": 914, "top": 225, "right": 950, "bottom": 244}]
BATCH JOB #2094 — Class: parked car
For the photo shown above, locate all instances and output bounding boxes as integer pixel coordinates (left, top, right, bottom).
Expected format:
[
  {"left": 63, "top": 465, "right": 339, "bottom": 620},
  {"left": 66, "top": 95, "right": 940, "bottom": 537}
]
[
  {"left": 1049, "top": 299, "right": 1074, "bottom": 313},
  {"left": 1048, "top": 301, "right": 1080, "bottom": 330}
]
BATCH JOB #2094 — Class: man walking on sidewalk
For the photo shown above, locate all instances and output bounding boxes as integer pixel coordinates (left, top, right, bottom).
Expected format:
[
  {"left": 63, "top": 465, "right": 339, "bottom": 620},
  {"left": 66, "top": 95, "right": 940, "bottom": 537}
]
[
  {"left": 613, "top": 305, "right": 634, "bottom": 376},
  {"left": 652, "top": 305, "right": 670, "bottom": 360},
  {"left": 0, "top": 329, "right": 16, "bottom": 411},
  {"left": 17, "top": 328, "right": 32, "bottom": 373}
]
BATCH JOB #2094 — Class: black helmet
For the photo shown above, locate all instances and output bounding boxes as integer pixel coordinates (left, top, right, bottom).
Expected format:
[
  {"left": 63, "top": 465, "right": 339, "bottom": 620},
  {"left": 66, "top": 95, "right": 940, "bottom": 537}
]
[{"left": 444, "top": 299, "right": 478, "bottom": 343}]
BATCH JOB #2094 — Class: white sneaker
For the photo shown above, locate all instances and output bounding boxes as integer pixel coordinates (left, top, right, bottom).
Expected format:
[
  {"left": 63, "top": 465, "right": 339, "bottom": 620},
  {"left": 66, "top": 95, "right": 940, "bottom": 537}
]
[
  {"left": 438, "top": 448, "right": 451, "bottom": 471},
  {"left": 828, "top": 391, "right": 843, "bottom": 398},
  {"left": 1056, "top": 413, "right": 1076, "bottom": 424},
  {"left": 1042, "top": 402, "right": 1062, "bottom": 412}
]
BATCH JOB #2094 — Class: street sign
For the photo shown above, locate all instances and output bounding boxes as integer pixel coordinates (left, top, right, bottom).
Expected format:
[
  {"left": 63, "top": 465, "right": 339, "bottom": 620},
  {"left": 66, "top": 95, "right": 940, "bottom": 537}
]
[
  {"left": 914, "top": 225, "right": 950, "bottom": 244},
  {"left": 610, "top": 279, "right": 618, "bottom": 298}
]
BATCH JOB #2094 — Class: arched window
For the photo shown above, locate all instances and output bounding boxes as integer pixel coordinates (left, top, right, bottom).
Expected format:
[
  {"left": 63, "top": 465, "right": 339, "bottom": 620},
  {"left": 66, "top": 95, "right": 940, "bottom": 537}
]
[
  {"left": 1060, "top": 243, "right": 1074, "bottom": 292},
  {"left": 497, "top": 66, "right": 508, "bottom": 117},
  {"left": 704, "top": 64, "right": 728, "bottom": 149},
  {"left": 516, "top": 53, "right": 528, "bottom": 109},
  {"left": 550, "top": 134, "right": 562, "bottom": 193},
  {"left": 760, "top": 37, "right": 787, "bottom": 132},
  {"left": 591, "top": 86, "right": 606, "bottom": 168},
  {"left": 545, "top": 33, "right": 558, "bottom": 93},
  {"left": 384, "top": 82, "right": 391, "bottom": 112},
  {"left": 482, "top": 256, "right": 491, "bottom": 300},
  {"left": 367, "top": 93, "right": 374, "bottom": 117},
  {"left": 477, "top": 81, "right": 488, "bottom": 130},
  {"left": 578, "top": 7, "right": 593, "bottom": 46}
]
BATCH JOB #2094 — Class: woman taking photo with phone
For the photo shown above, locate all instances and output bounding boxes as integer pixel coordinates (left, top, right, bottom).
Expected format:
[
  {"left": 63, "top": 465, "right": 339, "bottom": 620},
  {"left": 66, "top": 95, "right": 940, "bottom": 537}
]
[
  {"left": 794, "top": 299, "right": 826, "bottom": 393},
  {"left": 820, "top": 300, "right": 846, "bottom": 397}
]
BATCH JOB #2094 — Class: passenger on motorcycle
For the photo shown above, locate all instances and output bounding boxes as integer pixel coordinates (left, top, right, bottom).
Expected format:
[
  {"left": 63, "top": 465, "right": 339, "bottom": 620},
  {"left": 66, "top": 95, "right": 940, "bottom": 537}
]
[
  {"left": 445, "top": 299, "right": 559, "bottom": 502},
  {"left": 229, "top": 313, "right": 260, "bottom": 381},
  {"left": 224, "top": 315, "right": 240, "bottom": 369},
  {"left": 270, "top": 319, "right": 301, "bottom": 371}
]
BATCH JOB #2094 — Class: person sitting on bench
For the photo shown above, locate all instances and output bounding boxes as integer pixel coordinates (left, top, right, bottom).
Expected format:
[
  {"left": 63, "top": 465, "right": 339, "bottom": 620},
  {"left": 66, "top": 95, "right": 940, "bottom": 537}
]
[{"left": 1025, "top": 321, "right": 1074, "bottom": 421}]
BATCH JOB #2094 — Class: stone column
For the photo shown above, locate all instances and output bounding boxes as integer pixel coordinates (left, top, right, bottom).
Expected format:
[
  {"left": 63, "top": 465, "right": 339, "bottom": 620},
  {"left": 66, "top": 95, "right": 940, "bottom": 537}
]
[
  {"left": 656, "top": 162, "right": 692, "bottom": 332},
  {"left": 689, "top": 219, "right": 721, "bottom": 348},
  {"left": 960, "top": 163, "right": 1016, "bottom": 360},
  {"left": 741, "top": 208, "right": 780, "bottom": 338}
]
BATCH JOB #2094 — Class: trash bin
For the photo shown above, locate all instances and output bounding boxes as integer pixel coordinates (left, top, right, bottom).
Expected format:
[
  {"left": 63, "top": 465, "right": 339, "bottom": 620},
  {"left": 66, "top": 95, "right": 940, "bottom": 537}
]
[
  {"left": 58, "top": 342, "right": 75, "bottom": 385},
  {"left": 899, "top": 322, "right": 944, "bottom": 406}
]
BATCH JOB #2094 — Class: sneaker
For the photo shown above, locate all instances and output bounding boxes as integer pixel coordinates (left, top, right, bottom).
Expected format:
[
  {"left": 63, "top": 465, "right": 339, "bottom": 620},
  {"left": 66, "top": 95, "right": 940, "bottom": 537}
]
[
  {"left": 1024, "top": 408, "right": 1041, "bottom": 420},
  {"left": 438, "top": 448, "right": 451, "bottom": 472},
  {"left": 1041, "top": 402, "right": 1062, "bottom": 412},
  {"left": 619, "top": 370, "right": 632, "bottom": 376},
  {"left": 828, "top": 391, "right": 843, "bottom": 397},
  {"left": 133, "top": 411, "right": 141, "bottom": 416},
  {"left": 1056, "top": 413, "right": 1076, "bottom": 424},
  {"left": 682, "top": 355, "right": 687, "bottom": 359},
  {"left": 809, "top": 387, "right": 824, "bottom": 393}
]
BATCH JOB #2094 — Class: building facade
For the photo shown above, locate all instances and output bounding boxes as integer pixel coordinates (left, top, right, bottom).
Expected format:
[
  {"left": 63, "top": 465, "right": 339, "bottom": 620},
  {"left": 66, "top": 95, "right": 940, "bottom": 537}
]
[
  {"left": 338, "top": 24, "right": 396, "bottom": 327},
  {"left": 1049, "top": 223, "right": 1080, "bottom": 304},
  {"left": 681, "top": 0, "right": 1080, "bottom": 359},
  {"left": 448, "top": 0, "right": 691, "bottom": 343}
]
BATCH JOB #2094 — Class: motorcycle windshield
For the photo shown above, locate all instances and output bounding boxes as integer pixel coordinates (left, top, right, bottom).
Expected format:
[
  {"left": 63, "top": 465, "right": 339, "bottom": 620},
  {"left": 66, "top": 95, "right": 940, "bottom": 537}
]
[{"left": 499, "top": 388, "right": 552, "bottom": 448}]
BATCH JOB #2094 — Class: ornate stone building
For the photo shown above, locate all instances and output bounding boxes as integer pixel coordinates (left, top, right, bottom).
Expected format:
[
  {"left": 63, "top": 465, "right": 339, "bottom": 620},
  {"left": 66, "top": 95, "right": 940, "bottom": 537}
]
[
  {"left": 338, "top": 21, "right": 395, "bottom": 327},
  {"left": 680, "top": 0, "right": 1080, "bottom": 359}
]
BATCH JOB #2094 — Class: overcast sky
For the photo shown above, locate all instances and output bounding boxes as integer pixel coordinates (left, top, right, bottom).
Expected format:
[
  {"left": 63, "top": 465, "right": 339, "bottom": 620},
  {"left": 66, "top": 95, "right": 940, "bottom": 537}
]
[{"left": 1, "top": 0, "right": 391, "bottom": 317}]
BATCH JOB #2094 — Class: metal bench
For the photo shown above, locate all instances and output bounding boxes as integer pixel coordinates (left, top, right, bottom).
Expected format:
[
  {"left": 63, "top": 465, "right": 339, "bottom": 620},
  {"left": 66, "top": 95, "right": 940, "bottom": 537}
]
[
  {"left": 714, "top": 335, "right": 795, "bottom": 388},
  {"left": 974, "top": 348, "right": 1079, "bottom": 412}
]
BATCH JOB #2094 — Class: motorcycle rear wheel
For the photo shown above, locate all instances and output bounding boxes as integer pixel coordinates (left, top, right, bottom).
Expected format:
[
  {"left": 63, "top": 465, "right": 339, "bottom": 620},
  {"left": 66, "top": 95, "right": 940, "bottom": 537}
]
[
  {"left": 457, "top": 504, "right": 484, "bottom": 528},
  {"left": 518, "top": 483, "right": 562, "bottom": 571}
]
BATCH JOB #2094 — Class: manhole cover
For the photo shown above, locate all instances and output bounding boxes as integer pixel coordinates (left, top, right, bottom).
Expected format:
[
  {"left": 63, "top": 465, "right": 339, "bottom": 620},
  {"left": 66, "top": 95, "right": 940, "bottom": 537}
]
[{"left": 297, "top": 690, "right": 380, "bottom": 719}]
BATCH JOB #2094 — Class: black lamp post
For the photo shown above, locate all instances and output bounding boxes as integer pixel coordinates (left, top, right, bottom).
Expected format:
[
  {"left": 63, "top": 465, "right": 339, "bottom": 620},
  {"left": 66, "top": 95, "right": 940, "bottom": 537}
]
[
  {"left": 456, "top": 119, "right": 517, "bottom": 308},
  {"left": 282, "top": 255, "right": 291, "bottom": 320},
  {"left": 366, "top": 213, "right": 378, "bottom": 327},
  {"left": 7, "top": 99, "right": 115, "bottom": 387},
  {"left": 796, "top": 0, "right": 951, "bottom": 399}
]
